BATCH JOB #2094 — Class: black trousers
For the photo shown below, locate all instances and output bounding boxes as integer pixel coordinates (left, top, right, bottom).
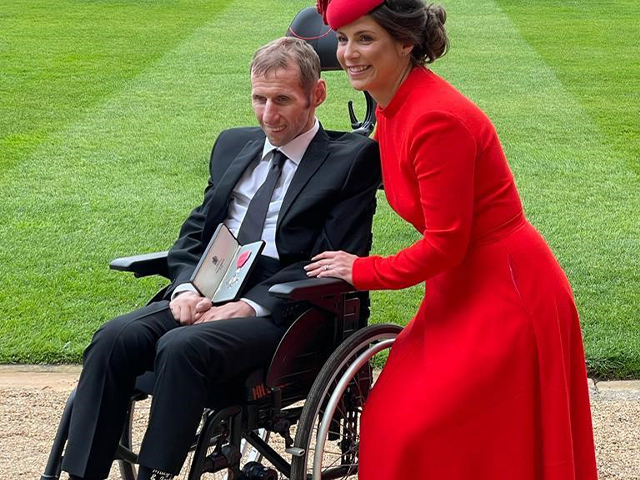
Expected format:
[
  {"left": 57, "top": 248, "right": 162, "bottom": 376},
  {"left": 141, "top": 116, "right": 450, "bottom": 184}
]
[{"left": 61, "top": 300, "right": 286, "bottom": 479}]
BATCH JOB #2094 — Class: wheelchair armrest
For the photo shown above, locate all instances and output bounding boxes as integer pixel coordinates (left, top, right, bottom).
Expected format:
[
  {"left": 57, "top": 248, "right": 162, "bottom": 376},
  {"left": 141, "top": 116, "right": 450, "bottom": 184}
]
[
  {"left": 268, "top": 278, "right": 357, "bottom": 301},
  {"left": 109, "top": 251, "right": 170, "bottom": 279}
]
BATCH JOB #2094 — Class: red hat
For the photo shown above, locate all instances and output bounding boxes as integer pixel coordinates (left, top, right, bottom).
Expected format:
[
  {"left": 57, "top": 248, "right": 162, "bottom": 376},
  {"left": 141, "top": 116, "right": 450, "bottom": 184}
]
[{"left": 317, "top": 0, "right": 385, "bottom": 30}]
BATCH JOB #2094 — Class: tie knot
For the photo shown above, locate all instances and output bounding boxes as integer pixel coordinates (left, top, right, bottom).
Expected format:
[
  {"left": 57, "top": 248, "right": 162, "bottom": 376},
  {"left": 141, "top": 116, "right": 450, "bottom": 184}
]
[{"left": 271, "top": 150, "right": 286, "bottom": 169}]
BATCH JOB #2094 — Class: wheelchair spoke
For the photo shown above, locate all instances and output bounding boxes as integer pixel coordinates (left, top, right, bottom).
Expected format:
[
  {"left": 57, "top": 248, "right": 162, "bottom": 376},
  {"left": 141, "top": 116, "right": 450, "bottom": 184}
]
[
  {"left": 297, "top": 373, "right": 364, "bottom": 479},
  {"left": 290, "top": 324, "right": 402, "bottom": 480},
  {"left": 303, "top": 426, "right": 359, "bottom": 479}
]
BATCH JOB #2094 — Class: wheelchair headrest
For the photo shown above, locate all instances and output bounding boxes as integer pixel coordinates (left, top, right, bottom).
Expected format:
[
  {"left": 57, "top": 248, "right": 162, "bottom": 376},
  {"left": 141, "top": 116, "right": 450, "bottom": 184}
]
[
  {"left": 286, "top": 6, "right": 377, "bottom": 137},
  {"left": 287, "top": 7, "right": 341, "bottom": 71}
]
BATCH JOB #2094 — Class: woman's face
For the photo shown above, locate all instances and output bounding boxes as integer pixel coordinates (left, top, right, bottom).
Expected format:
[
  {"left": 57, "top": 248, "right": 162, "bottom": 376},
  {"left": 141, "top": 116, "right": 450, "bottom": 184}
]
[{"left": 336, "top": 15, "right": 412, "bottom": 105}]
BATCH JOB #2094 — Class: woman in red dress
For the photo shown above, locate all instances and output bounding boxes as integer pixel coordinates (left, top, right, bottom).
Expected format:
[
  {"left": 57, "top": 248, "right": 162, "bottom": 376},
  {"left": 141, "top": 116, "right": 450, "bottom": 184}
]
[{"left": 306, "top": 1, "right": 598, "bottom": 478}]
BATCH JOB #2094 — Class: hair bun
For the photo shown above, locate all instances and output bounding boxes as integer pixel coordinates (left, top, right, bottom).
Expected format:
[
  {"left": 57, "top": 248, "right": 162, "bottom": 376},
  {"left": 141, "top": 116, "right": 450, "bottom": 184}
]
[
  {"left": 425, "top": 4, "right": 446, "bottom": 26},
  {"left": 422, "top": 3, "right": 448, "bottom": 63},
  {"left": 370, "top": 0, "right": 449, "bottom": 65}
]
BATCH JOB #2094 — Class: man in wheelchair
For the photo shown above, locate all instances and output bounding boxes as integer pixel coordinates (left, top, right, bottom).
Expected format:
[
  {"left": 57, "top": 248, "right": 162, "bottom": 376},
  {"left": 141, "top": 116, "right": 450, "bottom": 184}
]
[{"left": 60, "top": 37, "right": 380, "bottom": 480}]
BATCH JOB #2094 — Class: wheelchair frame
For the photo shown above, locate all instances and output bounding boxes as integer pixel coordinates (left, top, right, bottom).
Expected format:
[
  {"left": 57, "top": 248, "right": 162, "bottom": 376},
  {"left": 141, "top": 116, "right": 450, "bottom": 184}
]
[{"left": 41, "top": 253, "right": 401, "bottom": 480}]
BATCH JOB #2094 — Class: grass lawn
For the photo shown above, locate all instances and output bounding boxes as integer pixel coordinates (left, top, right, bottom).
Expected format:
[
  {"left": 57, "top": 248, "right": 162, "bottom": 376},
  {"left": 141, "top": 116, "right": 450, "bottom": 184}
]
[{"left": 0, "top": 0, "right": 638, "bottom": 378}]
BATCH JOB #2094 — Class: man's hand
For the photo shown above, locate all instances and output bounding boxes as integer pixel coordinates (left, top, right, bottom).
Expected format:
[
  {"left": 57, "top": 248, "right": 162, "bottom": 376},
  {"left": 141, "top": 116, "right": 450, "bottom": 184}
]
[
  {"left": 194, "top": 300, "right": 256, "bottom": 324},
  {"left": 170, "top": 291, "right": 211, "bottom": 325}
]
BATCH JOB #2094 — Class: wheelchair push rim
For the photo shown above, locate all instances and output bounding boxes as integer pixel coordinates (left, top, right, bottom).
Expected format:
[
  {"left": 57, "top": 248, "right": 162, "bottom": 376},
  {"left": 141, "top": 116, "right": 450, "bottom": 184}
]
[{"left": 289, "top": 323, "right": 402, "bottom": 480}]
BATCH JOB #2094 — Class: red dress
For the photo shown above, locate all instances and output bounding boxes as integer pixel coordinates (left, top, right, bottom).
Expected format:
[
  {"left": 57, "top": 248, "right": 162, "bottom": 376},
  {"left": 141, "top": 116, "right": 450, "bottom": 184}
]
[{"left": 354, "top": 68, "right": 597, "bottom": 479}]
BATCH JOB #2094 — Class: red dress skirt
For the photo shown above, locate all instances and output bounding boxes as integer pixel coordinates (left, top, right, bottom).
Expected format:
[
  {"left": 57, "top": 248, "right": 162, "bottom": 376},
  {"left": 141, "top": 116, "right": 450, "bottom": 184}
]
[{"left": 358, "top": 221, "right": 597, "bottom": 479}]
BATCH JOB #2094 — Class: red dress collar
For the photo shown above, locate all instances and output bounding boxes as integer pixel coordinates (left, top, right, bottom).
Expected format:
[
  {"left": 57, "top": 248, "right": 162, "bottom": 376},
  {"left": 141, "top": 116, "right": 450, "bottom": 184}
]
[{"left": 376, "top": 67, "right": 432, "bottom": 119}]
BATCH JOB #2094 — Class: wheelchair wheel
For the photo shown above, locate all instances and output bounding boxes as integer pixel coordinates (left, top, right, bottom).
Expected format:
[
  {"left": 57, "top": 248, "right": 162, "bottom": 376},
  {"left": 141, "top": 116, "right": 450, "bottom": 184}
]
[
  {"left": 118, "top": 397, "right": 269, "bottom": 480},
  {"left": 289, "top": 323, "right": 402, "bottom": 480}
]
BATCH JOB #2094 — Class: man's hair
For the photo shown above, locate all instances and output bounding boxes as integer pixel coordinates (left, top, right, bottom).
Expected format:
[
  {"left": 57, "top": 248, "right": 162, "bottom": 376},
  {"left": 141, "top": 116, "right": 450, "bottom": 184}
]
[{"left": 251, "top": 37, "right": 321, "bottom": 96}]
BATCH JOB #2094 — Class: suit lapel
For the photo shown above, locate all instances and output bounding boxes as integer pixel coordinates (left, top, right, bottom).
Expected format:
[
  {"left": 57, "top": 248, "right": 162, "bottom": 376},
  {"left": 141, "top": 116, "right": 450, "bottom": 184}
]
[
  {"left": 204, "top": 139, "right": 263, "bottom": 238},
  {"left": 277, "top": 128, "right": 330, "bottom": 228}
]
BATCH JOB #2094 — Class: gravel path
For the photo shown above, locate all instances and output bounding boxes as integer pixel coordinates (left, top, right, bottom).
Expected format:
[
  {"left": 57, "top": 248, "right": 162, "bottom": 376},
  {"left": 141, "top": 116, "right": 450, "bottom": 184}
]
[{"left": 0, "top": 367, "right": 637, "bottom": 479}]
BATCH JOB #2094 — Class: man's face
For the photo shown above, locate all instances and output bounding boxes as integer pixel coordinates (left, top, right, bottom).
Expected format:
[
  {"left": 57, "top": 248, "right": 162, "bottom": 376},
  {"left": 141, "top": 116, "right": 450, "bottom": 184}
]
[{"left": 251, "top": 64, "right": 326, "bottom": 146}]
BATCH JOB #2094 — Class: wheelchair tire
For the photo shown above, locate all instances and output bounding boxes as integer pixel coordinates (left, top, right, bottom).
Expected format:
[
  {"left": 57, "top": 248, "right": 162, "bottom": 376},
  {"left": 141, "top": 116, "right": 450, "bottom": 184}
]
[
  {"left": 289, "top": 323, "right": 402, "bottom": 480},
  {"left": 117, "top": 397, "right": 269, "bottom": 480}
]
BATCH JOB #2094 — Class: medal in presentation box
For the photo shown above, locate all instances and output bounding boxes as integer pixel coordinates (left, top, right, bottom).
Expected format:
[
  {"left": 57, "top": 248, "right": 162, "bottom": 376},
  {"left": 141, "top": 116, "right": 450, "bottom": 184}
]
[{"left": 190, "top": 224, "right": 265, "bottom": 304}]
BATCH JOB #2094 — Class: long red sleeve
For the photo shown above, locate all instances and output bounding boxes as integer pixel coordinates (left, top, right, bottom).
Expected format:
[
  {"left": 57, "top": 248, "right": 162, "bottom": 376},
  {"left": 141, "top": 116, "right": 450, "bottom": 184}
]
[
  {"left": 353, "top": 112, "right": 477, "bottom": 290},
  {"left": 353, "top": 68, "right": 522, "bottom": 291}
]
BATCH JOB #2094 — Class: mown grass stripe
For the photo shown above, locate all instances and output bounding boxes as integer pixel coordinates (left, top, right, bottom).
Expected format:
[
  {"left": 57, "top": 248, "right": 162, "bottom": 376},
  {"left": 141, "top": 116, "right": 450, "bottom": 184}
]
[
  {"left": 0, "top": 0, "right": 234, "bottom": 174},
  {"left": 495, "top": 0, "right": 640, "bottom": 174}
]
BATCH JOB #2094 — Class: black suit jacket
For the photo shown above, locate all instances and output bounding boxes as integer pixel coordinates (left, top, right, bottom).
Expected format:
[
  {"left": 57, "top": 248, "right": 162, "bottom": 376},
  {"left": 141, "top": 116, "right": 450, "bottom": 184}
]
[{"left": 165, "top": 125, "right": 381, "bottom": 313}]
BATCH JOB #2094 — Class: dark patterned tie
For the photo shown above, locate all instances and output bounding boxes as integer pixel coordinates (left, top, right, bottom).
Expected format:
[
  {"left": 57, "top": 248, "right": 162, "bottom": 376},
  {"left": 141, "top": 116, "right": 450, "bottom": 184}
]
[{"left": 236, "top": 150, "right": 287, "bottom": 244}]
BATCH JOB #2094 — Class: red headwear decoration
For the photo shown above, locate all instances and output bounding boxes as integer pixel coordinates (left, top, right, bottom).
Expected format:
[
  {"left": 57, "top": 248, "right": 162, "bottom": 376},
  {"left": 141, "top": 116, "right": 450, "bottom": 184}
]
[
  {"left": 316, "top": 0, "right": 330, "bottom": 24},
  {"left": 317, "top": 0, "right": 386, "bottom": 30}
]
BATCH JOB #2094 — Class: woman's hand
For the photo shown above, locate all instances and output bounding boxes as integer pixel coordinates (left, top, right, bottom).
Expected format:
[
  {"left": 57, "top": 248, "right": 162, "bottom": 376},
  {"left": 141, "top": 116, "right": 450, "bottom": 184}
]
[{"left": 305, "top": 250, "right": 358, "bottom": 285}]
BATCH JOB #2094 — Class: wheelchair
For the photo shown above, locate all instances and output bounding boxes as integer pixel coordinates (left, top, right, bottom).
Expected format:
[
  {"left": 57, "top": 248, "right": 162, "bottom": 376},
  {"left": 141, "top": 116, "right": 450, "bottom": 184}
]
[{"left": 41, "top": 7, "right": 401, "bottom": 480}]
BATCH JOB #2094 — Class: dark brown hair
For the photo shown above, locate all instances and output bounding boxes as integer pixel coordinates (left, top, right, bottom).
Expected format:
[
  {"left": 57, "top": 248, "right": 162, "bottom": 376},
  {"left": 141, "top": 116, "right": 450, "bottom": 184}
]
[{"left": 369, "top": 0, "right": 449, "bottom": 65}]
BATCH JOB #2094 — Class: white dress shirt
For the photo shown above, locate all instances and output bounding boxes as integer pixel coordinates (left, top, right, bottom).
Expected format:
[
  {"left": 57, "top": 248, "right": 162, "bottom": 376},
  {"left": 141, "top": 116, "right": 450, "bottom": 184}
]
[{"left": 173, "top": 119, "right": 320, "bottom": 317}]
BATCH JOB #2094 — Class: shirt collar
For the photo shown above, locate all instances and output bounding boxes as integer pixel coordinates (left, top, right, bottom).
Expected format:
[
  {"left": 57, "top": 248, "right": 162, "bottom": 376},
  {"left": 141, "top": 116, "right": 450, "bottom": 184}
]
[{"left": 261, "top": 118, "right": 319, "bottom": 165}]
